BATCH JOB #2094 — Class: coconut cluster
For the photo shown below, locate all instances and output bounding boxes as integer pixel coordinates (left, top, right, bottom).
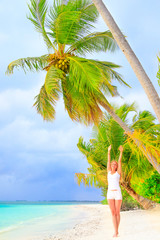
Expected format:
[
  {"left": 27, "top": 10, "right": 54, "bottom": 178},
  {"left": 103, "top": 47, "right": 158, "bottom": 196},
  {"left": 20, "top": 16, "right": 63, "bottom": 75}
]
[{"left": 44, "top": 53, "right": 72, "bottom": 73}]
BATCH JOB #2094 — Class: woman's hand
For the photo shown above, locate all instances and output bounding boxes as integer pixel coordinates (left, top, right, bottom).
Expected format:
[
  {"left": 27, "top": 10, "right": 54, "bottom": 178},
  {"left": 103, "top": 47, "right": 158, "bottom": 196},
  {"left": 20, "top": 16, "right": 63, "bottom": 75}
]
[
  {"left": 119, "top": 145, "right": 123, "bottom": 152},
  {"left": 108, "top": 145, "right": 111, "bottom": 151}
]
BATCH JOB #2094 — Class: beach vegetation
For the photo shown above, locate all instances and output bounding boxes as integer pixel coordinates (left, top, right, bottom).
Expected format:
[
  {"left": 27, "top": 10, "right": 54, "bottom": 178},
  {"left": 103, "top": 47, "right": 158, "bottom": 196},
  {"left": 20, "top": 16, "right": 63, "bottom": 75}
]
[
  {"left": 75, "top": 103, "right": 160, "bottom": 210},
  {"left": 133, "top": 171, "right": 160, "bottom": 203}
]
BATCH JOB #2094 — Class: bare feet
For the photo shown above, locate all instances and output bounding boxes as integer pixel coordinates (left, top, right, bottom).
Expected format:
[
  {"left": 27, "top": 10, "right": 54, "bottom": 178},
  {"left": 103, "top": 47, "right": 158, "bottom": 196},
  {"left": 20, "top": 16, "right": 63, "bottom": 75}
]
[{"left": 113, "top": 232, "right": 119, "bottom": 237}]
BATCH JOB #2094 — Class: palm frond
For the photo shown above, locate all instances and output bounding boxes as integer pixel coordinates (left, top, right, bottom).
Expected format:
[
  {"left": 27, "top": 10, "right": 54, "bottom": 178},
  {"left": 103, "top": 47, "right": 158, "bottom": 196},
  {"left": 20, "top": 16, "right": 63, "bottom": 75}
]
[
  {"left": 96, "top": 169, "right": 107, "bottom": 185},
  {"left": 44, "top": 65, "right": 64, "bottom": 94},
  {"left": 87, "top": 155, "right": 104, "bottom": 169},
  {"left": 145, "top": 124, "right": 160, "bottom": 137},
  {"left": 48, "top": 9, "right": 83, "bottom": 45},
  {"left": 68, "top": 56, "right": 102, "bottom": 93},
  {"left": 77, "top": 0, "right": 99, "bottom": 23},
  {"left": 33, "top": 83, "right": 60, "bottom": 121},
  {"left": 77, "top": 136, "right": 92, "bottom": 157},
  {"left": 77, "top": 134, "right": 107, "bottom": 170},
  {"left": 67, "top": 31, "right": 118, "bottom": 55},
  {"left": 61, "top": 76, "right": 104, "bottom": 125},
  {"left": 74, "top": 173, "right": 99, "bottom": 187},
  {"left": 68, "top": 56, "right": 130, "bottom": 97},
  {"left": 27, "top": 0, "right": 55, "bottom": 49},
  {"left": 87, "top": 59, "right": 131, "bottom": 96},
  {"left": 97, "top": 61, "right": 131, "bottom": 88},
  {"left": 115, "top": 102, "right": 137, "bottom": 121},
  {"left": 47, "top": 0, "right": 98, "bottom": 45},
  {"left": 131, "top": 110, "right": 156, "bottom": 132},
  {"left": 125, "top": 130, "right": 160, "bottom": 165},
  {"left": 6, "top": 55, "right": 49, "bottom": 75}
]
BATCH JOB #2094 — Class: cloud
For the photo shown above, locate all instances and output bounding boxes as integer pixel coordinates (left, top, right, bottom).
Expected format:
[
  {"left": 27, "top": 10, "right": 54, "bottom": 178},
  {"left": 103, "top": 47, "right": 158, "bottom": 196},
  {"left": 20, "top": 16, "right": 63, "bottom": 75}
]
[
  {"left": 0, "top": 88, "right": 34, "bottom": 112},
  {"left": 0, "top": 85, "right": 91, "bottom": 154},
  {"left": 0, "top": 116, "right": 89, "bottom": 152},
  {"left": 109, "top": 90, "right": 153, "bottom": 112}
]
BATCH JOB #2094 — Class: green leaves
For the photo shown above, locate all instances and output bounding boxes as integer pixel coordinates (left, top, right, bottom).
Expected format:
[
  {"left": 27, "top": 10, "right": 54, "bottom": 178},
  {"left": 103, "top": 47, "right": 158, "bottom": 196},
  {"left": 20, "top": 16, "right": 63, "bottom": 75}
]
[
  {"left": 134, "top": 171, "right": 160, "bottom": 202},
  {"left": 77, "top": 104, "right": 158, "bottom": 191},
  {"left": 45, "top": 65, "right": 64, "bottom": 93},
  {"left": 132, "top": 110, "right": 156, "bottom": 131},
  {"left": 68, "top": 56, "right": 102, "bottom": 93},
  {"left": 61, "top": 76, "right": 103, "bottom": 125},
  {"left": 67, "top": 31, "right": 118, "bottom": 55},
  {"left": 47, "top": 0, "right": 99, "bottom": 45},
  {"left": 68, "top": 56, "right": 130, "bottom": 95},
  {"left": 33, "top": 66, "right": 62, "bottom": 121},
  {"left": 58, "top": 55, "right": 130, "bottom": 125},
  {"left": 6, "top": 55, "right": 49, "bottom": 74},
  {"left": 97, "top": 61, "right": 131, "bottom": 89},
  {"left": 74, "top": 173, "right": 99, "bottom": 187},
  {"left": 115, "top": 102, "right": 137, "bottom": 121},
  {"left": 27, "top": 0, "right": 54, "bottom": 49},
  {"left": 26, "top": 0, "right": 99, "bottom": 48},
  {"left": 33, "top": 84, "right": 60, "bottom": 121},
  {"left": 48, "top": 10, "right": 83, "bottom": 45}
]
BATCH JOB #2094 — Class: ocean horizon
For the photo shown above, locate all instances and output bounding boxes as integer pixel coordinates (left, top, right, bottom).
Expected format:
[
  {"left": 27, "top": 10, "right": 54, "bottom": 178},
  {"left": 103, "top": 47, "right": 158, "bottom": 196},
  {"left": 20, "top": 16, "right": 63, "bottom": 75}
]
[{"left": 0, "top": 200, "right": 100, "bottom": 203}]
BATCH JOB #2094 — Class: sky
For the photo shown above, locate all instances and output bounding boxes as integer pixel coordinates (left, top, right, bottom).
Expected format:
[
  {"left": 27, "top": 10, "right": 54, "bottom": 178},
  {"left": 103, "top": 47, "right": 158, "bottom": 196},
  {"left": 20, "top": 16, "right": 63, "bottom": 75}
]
[{"left": 0, "top": 0, "right": 160, "bottom": 201}]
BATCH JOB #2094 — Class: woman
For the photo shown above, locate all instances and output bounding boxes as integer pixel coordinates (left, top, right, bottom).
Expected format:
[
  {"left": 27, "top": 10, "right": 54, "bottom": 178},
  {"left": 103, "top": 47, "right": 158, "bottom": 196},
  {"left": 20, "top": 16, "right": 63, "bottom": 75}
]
[{"left": 107, "top": 145, "right": 123, "bottom": 237}]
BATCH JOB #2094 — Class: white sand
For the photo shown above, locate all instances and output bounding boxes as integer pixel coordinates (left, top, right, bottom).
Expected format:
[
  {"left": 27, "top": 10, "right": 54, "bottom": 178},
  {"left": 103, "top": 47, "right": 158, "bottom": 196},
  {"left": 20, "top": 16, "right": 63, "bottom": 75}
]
[{"left": 45, "top": 204, "right": 160, "bottom": 240}]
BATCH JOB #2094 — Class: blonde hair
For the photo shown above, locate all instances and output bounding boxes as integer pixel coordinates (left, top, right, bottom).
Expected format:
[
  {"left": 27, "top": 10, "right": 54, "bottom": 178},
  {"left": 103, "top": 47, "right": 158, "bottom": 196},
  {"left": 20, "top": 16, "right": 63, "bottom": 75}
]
[{"left": 111, "top": 160, "right": 118, "bottom": 171}]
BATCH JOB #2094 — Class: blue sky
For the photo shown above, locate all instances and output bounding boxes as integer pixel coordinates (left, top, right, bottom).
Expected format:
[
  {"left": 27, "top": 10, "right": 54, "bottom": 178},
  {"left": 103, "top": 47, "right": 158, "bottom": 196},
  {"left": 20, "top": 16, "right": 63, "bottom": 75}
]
[{"left": 0, "top": 0, "right": 160, "bottom": 201}]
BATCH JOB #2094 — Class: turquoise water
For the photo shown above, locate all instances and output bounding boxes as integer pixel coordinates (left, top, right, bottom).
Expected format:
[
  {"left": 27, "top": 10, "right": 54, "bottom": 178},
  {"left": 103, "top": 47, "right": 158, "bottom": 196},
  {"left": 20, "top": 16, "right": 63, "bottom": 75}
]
[{"left": 0, "top": 201, "right": 100, "bottom": 236}]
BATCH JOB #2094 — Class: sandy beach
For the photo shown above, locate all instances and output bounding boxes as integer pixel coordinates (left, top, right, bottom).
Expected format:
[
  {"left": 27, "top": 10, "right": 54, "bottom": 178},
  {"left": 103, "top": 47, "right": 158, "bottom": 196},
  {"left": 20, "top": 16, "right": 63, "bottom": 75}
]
[{"left": 45, "top": 204, "right": 160, "bottom": 240}]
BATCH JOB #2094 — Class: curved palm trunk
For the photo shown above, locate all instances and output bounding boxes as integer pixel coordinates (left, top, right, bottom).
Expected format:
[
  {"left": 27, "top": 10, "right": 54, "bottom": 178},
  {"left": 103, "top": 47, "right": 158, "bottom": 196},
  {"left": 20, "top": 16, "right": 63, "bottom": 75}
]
[
  {"left": 92, "top": 0, "right": 160, "bottom": 122},
  {"left": 100, "top": 102, "right": 160, "bottom": 174},
  {"left": 121, "top": 181, "right": 155, "bottom": 210}
]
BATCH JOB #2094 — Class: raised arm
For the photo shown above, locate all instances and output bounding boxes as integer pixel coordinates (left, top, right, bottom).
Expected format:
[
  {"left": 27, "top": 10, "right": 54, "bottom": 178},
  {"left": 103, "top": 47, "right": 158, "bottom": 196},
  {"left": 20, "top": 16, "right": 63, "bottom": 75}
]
[
  {"left": 117, "top": 145, "right": 123, "bottom": 175},
  {"left": 107, "top": 145, "right": 112, "bottom": 172}
]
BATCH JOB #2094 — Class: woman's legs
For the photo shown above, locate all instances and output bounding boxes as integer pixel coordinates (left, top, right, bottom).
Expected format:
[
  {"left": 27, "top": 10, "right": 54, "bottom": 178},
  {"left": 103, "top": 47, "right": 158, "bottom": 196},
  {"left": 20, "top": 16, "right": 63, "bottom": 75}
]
[
  {"left": 115, "top": 199, "right": 122, "bottom": 235},
  {"left": 108, "top": 199, "right": 118, "bottom": 237}
]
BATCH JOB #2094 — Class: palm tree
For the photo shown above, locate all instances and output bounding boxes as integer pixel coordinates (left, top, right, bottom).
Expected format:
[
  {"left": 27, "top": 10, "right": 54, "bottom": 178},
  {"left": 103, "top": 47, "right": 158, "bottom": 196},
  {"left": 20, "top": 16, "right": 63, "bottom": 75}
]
[
  {"left": 92, "top": 0, "right": 160, "bottom": 122},
  {"left": 6, "top": 0, "right": 127, "bottom": 124},
  {"left": 6, "top": 0, "right": 160, "bottom": 173},
  {"left": 75, "top": 103, "right": 159, "bottom": 209}
]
